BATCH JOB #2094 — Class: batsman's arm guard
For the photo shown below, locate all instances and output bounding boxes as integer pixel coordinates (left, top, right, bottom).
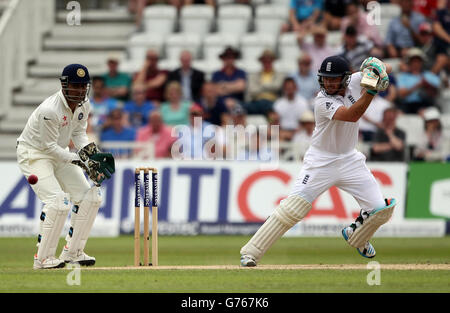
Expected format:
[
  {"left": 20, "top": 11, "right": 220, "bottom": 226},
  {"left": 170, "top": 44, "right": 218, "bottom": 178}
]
[{"left": 347, "top": 198, "right": 396, "bottom": 248}]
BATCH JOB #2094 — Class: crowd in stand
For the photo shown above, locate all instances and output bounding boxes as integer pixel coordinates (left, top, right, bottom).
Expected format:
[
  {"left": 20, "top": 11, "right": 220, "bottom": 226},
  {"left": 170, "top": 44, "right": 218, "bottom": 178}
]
[{"left": 87, "top": 0, "right": 450, "bottom": 162}]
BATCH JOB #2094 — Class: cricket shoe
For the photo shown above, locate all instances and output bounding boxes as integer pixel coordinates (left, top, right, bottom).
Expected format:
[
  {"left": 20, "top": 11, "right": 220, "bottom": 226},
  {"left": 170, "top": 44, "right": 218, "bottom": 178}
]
[
  {"left": 341, "top": 227, "right": 376, "bottom": 258},
  {"left": 59, "top": 246, "right": 96, "bottom": 266},
  {"left": 240, "top": 254, "right": 257, "bottom": 267},
  {"left": 33, "top": 255, "right": 66, "bottom": 270}
]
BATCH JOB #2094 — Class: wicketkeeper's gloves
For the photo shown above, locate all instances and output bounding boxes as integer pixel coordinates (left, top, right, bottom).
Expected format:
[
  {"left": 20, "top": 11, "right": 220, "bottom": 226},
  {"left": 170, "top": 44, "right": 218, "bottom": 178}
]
[{"left": 72, "top": 142, "right": 115, "bottom": 186}]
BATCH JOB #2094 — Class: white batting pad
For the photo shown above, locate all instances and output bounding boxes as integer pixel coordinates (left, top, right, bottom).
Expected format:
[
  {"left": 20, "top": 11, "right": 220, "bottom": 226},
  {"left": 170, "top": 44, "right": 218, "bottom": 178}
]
[
  {"left": 240, "top": 195, "right": 312, "bottom": 262},
  {"left": 66, "top": 186, "right": 102, "bottom": 256},
  {"left": 37, "top": 192, "right": 71, "bottom": 261},
  {"left": 348, "top": 199, "right": 396, "bottom": 248}
]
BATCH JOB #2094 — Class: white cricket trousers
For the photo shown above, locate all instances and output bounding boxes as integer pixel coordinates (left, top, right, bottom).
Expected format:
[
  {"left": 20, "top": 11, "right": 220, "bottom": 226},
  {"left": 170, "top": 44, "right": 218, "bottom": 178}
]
[
  {"left": 289, "top": 148, "right": 385, "bottom": 211},
  {"left": 16, "top": 142, "right": 90, "bottom": 205}
]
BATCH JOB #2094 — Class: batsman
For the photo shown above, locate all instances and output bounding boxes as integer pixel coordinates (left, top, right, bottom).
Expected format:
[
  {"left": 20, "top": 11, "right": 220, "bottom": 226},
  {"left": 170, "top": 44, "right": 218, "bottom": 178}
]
[
  {"left": 16, "top": 64, "right": 115, "bottom": 269},
  {"left": 240, "top": 56, "right": 396, "bottom": 267}
]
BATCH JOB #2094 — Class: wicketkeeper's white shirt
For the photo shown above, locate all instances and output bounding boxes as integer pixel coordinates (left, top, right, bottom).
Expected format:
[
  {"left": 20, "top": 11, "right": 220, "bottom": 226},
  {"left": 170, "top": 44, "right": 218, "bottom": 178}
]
[
  {"left": 309, "top": 72, "right": 363, "bottom": 156},
  {"left": 17, "top": 90, "right": 91, "bottom": 162}
]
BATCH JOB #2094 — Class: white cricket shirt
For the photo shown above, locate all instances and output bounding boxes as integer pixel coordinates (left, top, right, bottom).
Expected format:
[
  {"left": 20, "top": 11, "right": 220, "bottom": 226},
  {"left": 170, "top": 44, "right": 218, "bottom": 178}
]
[
  {"left": 309, "top": 72, "right": 364, "bottom": 155},
  {"left": 273, "top": 94, "right": 311, "bottom": 130},
  {"left": 17, "top": 90, "right": 91, "bottom": 163}
]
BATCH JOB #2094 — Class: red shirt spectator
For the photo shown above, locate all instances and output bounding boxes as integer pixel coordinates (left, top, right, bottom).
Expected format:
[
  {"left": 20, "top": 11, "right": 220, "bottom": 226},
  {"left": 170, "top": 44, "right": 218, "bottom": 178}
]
[
  {"left": 135, "top": 110, "right": 177, "bottom": 159},
  {"left": 134, "top": 50, "right": 168, "bottom": 104},
  {"left": 414, "top": 0, "right": 437, "bottom": 18}
]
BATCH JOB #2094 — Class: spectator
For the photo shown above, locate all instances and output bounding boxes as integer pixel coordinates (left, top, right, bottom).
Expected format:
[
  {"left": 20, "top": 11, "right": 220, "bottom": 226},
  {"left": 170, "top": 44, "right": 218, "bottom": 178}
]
[
  {"left": 432, "top": 0, "right": 450, "bottom": 74},
  {"left": 160, "top": 81, "right": 192, "bottom": 126},
  {"left": 292, "top": 110, "right": 315, "bottom": 160},
  {"left": 416, "top": 22, "right": 437, "bottom": 72},
  {"left": 167, "top": 50, "right": 205, "bottom": 104},
  {"left": 246, "top": 49, "right": 284, "bottom": 115},
  {"left": 89, "top": 76, "right": 120, "bottom": 131},
  {"left": 135, "top": 110, "right": 177, "bottom": 159},
  {"left": 247, "top": 49, "right": 284, "bottom": 103},
  {"left": 273, "top": 78, "right": 311, "bottom": 141},
  {"left": 370, "top": 107, "right": 406, "bottom": 162},
  {"left": 123, "top": 84, "right": 156, "bottom": 128},
  {"left": 413, "top": 0, "right": 437, "bottom": 19},
  {"left": 282, "top": 0, "right": 323, "bottom": 33},
  {"left": 378, "top": 73, "right": 398, "bottom": 103},
  {"left": 224, "top": 104, "right": 248, "bottom": 160},
  {"left": 240, "top": 128, "right": 276, "bottom": 162},
  {"left": 266, "top": 109, "right": 282, "bottom": 142},
  {"left": 212, "top": 47, "right": 247, "bottom": 103},
  {"left": 174, "top": 104, "right": 220, "bottom": 160},
  {"left": 414, "top": 107, "right": 450, "bottom": 161},
  {"left": 397, "top": 48, "right": 441, "bottom": 114},
  {"left": 323, "top": 0, "right": 352, "bottom": 30},
  {"left": 359, "top": 97, "right": 391, "bottom": 142},
  {"left": 338, "top": 25, "right": 376, "bottom": 72},
  {"left": 134, "top": 49, "right": 168, "bottom": 105},
  {"left": 340, "top": 0, "right": 383, "bottom": 48},
  {"left": 100, "top": 109, "right": 137, "bottom": 158},
  {"left": 199, "top": 81, "right": 230, "bottom": 126},
  {"left": 297, "top": 25, "right": 338, "bottom": 73},
  {"left": 385, "top": 0, "right": 426, "bottom": 58},
  {"left": 290, "top": 53, "right": 320, "bottom": 104},
  {"left": 102, "top": 54, "right": 132, "bottom": 101}
]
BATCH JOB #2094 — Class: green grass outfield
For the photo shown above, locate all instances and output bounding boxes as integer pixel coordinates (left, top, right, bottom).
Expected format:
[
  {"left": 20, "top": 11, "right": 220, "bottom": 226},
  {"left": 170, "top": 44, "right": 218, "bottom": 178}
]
[{"left": 0, "top": 236, "right": 449, "bottom": 293}]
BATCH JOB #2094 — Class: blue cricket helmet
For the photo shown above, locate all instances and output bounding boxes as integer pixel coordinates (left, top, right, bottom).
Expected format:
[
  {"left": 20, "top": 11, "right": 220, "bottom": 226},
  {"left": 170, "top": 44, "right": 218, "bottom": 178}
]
[
  {"left": 61, "top": 64, "right": 91, "bottom": 83},
  {"left": 60, "top": 64, "right": 91, "bottom": 104},
  {"left": 318, "top": 55, "right": 352, "bottom": 95}
]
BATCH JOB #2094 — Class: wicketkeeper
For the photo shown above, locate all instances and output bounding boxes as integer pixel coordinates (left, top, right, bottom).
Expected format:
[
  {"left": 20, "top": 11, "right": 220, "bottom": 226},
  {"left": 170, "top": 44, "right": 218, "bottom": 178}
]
[
  {"left": 240, "top": 56, "right": 396, "bottom": 267},
  {"left": 16, "top": 64, "right": 115, "bottom": 269}
]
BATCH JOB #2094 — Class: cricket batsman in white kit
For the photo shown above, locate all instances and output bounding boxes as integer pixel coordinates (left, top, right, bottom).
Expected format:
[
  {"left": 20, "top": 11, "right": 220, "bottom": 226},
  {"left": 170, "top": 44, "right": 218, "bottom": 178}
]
[
  {"left": 16, "top": 64, "right": 115, "bottom": 269},
  {"left": 240, "top": 56, "right": 397, "bottom": 267}
]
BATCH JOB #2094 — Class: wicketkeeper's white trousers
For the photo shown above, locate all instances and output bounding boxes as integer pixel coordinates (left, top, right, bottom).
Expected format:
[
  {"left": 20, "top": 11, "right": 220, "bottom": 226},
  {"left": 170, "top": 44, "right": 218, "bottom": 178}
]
[{"left": 17, "top": 142, "right": 90, "bottom": 205}]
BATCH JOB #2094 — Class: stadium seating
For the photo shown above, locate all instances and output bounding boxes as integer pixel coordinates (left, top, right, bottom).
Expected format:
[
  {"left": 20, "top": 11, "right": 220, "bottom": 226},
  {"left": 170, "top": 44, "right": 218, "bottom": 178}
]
[
  {"left": 217, "top": 4, "right": 252, "bottom": 36},
  {"left": 278, "top": 32, "right": 301, "bottom": 62},
  {"left": 240, "top": 33, "right": 277, "bottom": 62},
  {"left": 254, "top": 4, "right": 289, "bottom": 36},
  {"left": 143, "top": 5, "right": 177, "bottom": 35},
  {"left": 379, "top": 3, "right": 401, "bottom": 19},
  {"left": 396, "top": 114, "right": 425, "bottom": 147},
  {"left": 202, "top": 33, "right": 240, "bottom": 61},
  {"left": 180, "top": 4, "right": 214, "bottom": 35},
  {"left": 127, "top": 33, "right": 164, "bottom": 62},
  {"left": 165, "top": 32, "right": 202, "bottom": 60}
]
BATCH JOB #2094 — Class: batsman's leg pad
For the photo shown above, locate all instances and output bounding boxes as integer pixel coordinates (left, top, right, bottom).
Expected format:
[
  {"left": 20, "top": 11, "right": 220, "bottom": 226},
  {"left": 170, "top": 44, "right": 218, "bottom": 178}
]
[
  {"left": 240, "top": 195, "right": 311, "bottom": 262},
  {"left": 347, "top": 198, "right": 396, "bottom": 248},
  {"left": 37, "top": 192, "right": 71, "bottom": 261},
  {"left": 66, "top": 186, "right": 102, "bottom": 256}
]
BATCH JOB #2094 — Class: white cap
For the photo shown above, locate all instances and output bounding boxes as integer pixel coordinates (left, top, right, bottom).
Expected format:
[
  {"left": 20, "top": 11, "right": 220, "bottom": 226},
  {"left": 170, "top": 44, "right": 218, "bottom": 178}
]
[{"left": 423, "top": 107, "right": 440, "bottom": 121}]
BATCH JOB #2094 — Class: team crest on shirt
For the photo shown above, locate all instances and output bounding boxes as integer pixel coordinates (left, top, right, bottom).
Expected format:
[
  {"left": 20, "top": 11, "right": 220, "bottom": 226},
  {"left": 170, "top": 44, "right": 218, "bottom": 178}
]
[
  {"left": 78, "top": 112, "right": 84, "bottom": 120},
  {"left": 325, "top": 102, "right": 332, "bottom": 110}
]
